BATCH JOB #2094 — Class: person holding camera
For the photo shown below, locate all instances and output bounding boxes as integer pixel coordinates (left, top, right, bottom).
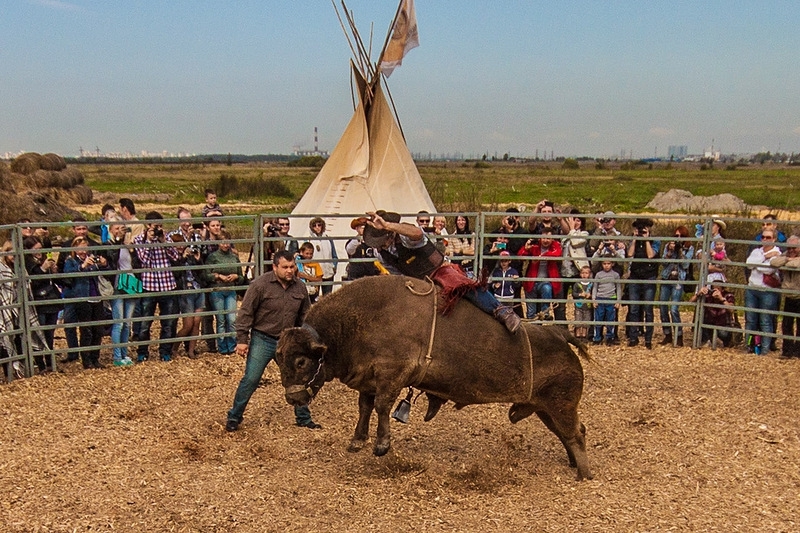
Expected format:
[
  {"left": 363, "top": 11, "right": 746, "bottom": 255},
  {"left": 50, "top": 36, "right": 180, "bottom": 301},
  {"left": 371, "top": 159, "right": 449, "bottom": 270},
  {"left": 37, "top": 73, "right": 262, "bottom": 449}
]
[
  {"left": 689, "top": 282, "right": 736, "bottom": 348},
  {"left": 626, "top": 218, "right": 660, "bottom": 349},
  {"left": 133, "top": 211, "right": 181, "bottom": 362},
  {"left": 517, "top": 228, "right": 563, "bottom": 320},
  {"left": 56, "top": 217, "right": 103, "bottom": 362},
  {"left": 23, "top": 235, "right": 61, "bottom": 373},
  {"left": 483, "top": 230, "right": 512, "bottom": 274},
  {"left": 658, "top": 225, "right": 694, "bottom": 347},
  {"left": 588, "top": 211, "right": 624, "bottom": 257},
  {"left": 168, "top": 207, "right": 206, "bottom": 359},
  {"left": 63, "top": 237, "right": 109, "bottom": 369}
]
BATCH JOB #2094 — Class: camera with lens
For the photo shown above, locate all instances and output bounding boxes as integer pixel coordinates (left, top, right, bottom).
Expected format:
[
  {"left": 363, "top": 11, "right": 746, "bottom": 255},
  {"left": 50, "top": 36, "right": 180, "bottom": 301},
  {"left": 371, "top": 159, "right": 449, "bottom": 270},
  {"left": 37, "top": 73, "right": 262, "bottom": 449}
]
[
  {"left": 631, "top": 218, "right": 653, "bottom": 237},
  {"left": 153, "top": 227, "right": 164, "bottom": 239},
  {"left": 188, "top": 245, "right": 200, "bottom": 254},
  {"left": 265, "top": 223, "right": 280, "bottom": 237}
]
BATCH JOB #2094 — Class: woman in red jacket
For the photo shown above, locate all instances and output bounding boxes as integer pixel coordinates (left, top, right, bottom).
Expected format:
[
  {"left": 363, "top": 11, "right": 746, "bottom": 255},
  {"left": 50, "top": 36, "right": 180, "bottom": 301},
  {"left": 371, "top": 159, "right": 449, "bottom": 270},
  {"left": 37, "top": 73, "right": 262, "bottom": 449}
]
[{"left": 517, "top": 228, "right": 562, "bottom": 319}]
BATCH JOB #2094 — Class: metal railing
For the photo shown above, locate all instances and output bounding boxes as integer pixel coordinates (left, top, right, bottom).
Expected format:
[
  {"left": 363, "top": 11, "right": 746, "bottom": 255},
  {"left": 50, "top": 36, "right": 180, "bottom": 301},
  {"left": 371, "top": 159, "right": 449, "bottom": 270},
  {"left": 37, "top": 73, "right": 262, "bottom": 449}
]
[{"left": 1, "top": 213, "right": 798, "bottom": 380}]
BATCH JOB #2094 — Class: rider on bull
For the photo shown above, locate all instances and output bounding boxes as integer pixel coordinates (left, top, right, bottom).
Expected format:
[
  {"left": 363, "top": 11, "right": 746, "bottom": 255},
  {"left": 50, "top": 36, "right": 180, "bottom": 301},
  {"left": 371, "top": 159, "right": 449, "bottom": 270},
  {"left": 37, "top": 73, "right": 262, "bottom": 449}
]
[{"left": 364, "top": 210, "right": 521, "bottom": 334}]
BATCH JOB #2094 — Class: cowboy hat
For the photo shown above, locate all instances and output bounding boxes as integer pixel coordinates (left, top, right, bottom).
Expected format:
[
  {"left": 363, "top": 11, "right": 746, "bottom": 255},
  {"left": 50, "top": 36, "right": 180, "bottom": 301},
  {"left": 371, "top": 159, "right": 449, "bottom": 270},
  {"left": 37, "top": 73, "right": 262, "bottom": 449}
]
[{"left": 362, "top": 211, "right": 401, "bottom": 248}]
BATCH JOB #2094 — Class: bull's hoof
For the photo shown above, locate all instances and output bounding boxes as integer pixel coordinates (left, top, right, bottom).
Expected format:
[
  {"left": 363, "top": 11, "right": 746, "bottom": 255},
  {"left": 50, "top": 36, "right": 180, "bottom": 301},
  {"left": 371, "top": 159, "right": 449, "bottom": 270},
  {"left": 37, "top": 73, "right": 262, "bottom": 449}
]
[
  {"left": 575, "top": 469, "right": 594, "bottom": 481},
  {"left": 423, "top": 393, "right": 447, "bottom": 422},
  {"left": 508, "top": 403, "right": 536, "bottom": 423},
  {"left": 373, "top": 442, "right": 391, "bottom": 456},
  {"left": 347, "top": 439, "right": 367, "bottom": 453}
]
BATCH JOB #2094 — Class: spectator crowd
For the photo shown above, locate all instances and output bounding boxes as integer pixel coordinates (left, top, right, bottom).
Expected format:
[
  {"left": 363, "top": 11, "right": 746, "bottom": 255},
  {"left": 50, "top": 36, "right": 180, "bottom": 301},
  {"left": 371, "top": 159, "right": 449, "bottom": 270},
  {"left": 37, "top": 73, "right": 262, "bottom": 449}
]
[{"left": 2, "top": 196, "right": 800, "bottom": 382}]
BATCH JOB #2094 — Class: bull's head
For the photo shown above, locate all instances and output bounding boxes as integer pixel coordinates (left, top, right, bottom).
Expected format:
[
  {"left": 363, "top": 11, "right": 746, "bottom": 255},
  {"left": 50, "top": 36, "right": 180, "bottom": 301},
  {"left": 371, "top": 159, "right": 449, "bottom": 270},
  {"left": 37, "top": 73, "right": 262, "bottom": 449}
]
[{"left": 275, "top": 326, "right": 328, "bottom": 406}]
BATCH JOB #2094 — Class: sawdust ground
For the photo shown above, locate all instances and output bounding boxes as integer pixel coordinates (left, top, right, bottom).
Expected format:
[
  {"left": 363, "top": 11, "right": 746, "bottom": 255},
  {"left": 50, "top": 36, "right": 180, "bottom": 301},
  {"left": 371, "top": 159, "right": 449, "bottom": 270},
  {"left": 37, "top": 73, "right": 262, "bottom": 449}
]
[{"left": 1, "top": 332, "right": 798, "bottom": 532}]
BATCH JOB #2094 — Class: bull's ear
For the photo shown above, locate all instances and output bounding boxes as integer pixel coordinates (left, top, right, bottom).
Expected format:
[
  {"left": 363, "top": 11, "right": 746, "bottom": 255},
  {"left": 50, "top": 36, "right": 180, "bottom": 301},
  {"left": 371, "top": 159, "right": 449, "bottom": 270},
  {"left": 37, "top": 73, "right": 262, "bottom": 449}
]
[{"left": 309, "top": 341, "right": 327, "bottom": 360}]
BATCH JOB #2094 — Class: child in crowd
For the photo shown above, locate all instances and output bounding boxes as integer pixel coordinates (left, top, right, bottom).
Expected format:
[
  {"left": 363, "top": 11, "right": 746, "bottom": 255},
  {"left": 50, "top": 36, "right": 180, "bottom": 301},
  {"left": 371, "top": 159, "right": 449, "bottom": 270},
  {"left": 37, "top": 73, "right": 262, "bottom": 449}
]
[
  {"left": 296, "top": 242, "right": 323, "bottom": 303},
  {"left": 707, "top": 238, "right": 729, "bottom": 283},
  {"left": 591, "top": 260, "right": 621, "bottom": 345},
  {"left": 572, "top": 265, "right": 593, "bottom": 339},
  {"left": 201, "top": 188, "right": 224, "bottom": 217},
  {"left": 490, "top": 251, "right": 520, "bottom": 304}
]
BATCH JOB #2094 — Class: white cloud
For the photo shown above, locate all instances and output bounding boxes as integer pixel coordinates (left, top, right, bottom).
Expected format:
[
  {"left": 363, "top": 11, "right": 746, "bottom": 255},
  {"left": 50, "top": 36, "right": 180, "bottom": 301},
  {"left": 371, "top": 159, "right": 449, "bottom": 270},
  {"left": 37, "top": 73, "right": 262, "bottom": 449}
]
[
  {"left": 29, "top": 0, "right": 81, "bottom": 11},
  {"left": 489, "top": 131, "right": 510, "bottom": 142},
  {"left": 648, "top": 127, "right": 673, "bottom": 137}
]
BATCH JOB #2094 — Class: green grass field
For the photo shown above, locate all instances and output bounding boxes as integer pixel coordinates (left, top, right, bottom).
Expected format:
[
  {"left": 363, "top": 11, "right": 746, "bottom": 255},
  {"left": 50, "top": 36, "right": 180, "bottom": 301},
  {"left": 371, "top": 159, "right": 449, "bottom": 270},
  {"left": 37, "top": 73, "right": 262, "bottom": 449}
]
[{"left": 79, "top": 160, "right": 800, "bottom": 216}]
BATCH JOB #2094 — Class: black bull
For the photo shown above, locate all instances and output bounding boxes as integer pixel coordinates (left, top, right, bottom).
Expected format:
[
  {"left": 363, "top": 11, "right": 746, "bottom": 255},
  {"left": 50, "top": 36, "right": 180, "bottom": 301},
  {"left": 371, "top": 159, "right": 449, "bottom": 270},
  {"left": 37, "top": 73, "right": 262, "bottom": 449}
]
[{"left": 275, "top": 275, "right": 593, "bottom": 480}]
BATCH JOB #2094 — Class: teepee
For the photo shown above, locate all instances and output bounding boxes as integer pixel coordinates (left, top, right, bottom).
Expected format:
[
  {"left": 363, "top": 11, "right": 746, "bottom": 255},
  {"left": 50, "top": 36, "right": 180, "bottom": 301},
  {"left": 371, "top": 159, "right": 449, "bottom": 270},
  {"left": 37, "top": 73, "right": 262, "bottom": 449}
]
[{"left": 291, "top": 0, "right": 434, "bottom": 244}]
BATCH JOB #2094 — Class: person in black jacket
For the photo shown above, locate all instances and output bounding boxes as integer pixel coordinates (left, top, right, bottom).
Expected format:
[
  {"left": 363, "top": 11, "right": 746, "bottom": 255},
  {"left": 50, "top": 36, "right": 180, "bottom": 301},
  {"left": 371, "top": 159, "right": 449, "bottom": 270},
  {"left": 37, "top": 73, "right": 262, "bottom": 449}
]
[
  {"left": 23, "top": 236, "right": 62, "bottom": 373},
  {"left": 626, "top": 218, "right": 661, "bottom": 349}
]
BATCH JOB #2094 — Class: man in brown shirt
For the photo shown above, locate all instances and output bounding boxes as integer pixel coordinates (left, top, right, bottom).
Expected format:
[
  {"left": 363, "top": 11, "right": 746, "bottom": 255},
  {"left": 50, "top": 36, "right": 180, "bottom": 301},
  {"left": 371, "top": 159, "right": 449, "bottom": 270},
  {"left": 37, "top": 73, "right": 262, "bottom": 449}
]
[{"left": 226, "top": 250, "right": 320, "bottom": 431}]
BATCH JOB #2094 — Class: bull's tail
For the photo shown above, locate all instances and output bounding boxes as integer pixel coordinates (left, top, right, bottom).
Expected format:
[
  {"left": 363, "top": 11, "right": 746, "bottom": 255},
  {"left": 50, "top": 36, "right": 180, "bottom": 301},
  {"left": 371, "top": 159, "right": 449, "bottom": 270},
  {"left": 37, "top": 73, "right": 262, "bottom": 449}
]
[{"left": 554, "top": 328, "right": 592, "bottom": 362}]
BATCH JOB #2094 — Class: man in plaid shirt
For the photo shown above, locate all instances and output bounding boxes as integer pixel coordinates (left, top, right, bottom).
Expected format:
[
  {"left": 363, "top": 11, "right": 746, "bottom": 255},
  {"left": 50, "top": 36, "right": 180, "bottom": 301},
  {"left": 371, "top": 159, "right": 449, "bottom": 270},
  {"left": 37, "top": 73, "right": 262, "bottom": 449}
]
[{"left": 133, "top": 211, "right": 181, "bottom": 362}]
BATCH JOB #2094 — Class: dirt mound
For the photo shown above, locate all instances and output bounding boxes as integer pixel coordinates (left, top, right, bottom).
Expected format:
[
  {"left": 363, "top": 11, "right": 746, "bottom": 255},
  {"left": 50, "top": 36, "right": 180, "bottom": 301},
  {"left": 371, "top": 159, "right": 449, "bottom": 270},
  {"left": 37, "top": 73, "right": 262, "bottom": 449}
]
[
  {"left": 0, "top": 339, "right": 797, "bottom": 531},
  {"left": 646, "top": 188, "right": 749, "bottom": 214},
  {"left": 0, "top": 153, "right": 89, "bottom": 226}
]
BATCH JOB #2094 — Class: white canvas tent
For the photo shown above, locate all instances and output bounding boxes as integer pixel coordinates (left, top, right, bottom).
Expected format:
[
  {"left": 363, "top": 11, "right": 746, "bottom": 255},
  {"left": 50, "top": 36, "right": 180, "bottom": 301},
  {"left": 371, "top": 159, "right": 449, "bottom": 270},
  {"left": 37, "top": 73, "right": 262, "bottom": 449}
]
[{"left": 290, "top": 1, "right": 434, "bottom": 278}]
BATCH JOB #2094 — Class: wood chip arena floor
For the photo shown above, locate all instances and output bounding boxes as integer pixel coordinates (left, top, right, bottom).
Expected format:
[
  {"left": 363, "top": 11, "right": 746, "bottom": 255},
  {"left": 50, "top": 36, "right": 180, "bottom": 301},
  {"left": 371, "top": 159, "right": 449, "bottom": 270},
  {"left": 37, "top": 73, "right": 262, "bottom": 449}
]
[{"left": 1, "top": 341, "right": 798, "bottom": 532}]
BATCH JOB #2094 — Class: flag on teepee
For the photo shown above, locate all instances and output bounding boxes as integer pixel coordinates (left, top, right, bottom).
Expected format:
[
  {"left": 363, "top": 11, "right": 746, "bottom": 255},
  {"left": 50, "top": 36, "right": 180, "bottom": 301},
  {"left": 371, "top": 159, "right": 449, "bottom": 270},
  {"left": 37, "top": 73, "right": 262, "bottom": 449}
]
[
  {"left": 380, "top": 0, "right": 419, "bottom": 77},
  {"left": 290, "top": 1, "right": 434, "bottom": 281}
]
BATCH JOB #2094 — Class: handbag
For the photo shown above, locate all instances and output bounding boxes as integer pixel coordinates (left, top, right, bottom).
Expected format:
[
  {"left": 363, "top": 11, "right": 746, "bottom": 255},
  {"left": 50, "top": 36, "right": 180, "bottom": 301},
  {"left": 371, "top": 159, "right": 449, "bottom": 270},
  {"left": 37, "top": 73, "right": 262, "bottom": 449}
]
[
  {"left": 762, "top": 272, "right": 781, "bottom": 289},
  {"left": 97, "top": 275, "right": 115, "bottom": 298},
  {"left": 34, "top": 282, "right": 64, "bottom": 311},
  {"left": 116, "top": 272, "right": 143, "bottom": 295}
]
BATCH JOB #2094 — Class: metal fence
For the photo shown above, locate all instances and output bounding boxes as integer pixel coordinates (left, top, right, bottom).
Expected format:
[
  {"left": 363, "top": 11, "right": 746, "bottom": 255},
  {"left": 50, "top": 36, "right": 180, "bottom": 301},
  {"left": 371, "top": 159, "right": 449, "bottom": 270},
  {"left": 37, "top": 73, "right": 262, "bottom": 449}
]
[{"left": 1, "top": 212, "right": 798, "bottom": 381}]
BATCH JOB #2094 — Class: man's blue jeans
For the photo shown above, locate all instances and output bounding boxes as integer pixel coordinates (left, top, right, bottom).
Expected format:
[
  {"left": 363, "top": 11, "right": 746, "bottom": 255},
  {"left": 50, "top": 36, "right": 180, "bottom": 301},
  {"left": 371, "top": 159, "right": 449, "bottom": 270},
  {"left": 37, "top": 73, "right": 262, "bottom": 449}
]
[
  {"left": 209, "top": 289, "right": 237, "bottom": 354},
  {"left": 526, "top": 282, "right": 553, "bottom": 318},
  {"left": 628, "top": 280, "right": 656, "bottom": 343},
  {"left": 745, "top": 288, "right": 780, "bottom": 352},
  {"left": 227, "top": 330, "right": 313, "bottom": 425},
  {"left": 659, "top": 282, "right": 684, "bottom": 338},
  {"left": 137, "top": 292, "right": 178, "bottom": 359}
]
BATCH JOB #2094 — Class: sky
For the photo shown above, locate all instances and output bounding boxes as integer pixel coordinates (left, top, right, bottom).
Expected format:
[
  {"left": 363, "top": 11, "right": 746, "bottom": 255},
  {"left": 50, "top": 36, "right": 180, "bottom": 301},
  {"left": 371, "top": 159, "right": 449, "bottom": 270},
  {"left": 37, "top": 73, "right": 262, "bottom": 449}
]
[{"left": 2, "top": 0, "right": 799, "bottom": 160}]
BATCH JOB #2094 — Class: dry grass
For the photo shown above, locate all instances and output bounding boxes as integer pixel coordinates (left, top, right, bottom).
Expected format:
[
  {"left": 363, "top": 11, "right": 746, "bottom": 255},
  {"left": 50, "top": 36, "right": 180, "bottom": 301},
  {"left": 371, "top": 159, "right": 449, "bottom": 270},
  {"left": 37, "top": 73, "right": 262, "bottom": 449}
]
[{"left": 1, "top": 338, "right": 798, "bottom": 532}]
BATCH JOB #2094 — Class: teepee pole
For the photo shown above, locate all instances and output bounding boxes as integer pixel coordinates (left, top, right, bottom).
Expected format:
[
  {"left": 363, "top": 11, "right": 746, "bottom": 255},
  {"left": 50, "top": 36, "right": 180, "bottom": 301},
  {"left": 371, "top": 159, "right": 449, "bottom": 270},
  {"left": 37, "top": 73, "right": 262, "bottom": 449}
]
[
  {"left": 382, "top": 78, "right": 406, "bottom": 143},
  {"left": 332, "top": 0, "right": 366, "bottom": 77},
  {"left": 342, "top": 2, "right": 375, "bottom": 80}
]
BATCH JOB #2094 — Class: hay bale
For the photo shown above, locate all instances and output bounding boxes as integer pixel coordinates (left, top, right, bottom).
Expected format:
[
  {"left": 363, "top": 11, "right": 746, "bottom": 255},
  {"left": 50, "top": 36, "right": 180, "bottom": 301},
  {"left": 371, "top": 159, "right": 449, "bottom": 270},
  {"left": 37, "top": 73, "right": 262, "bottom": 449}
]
[
  {"left": 70, "top": 184, "right": 93, "bottom": 204},
  {"left": 0, "top": 162, "right": 9, "bottom": 191},
  {"left": 60, "top": 167, "right": 85, "bottom": 188},
  {"left": 31, "top": 169, "right": 60, "bottom": 188},
  {"left": 10, "top": 152, "right": 42, "bottom": 175},
  {"left": 40, "top": 153, "right": 67, "bottom": 171}
]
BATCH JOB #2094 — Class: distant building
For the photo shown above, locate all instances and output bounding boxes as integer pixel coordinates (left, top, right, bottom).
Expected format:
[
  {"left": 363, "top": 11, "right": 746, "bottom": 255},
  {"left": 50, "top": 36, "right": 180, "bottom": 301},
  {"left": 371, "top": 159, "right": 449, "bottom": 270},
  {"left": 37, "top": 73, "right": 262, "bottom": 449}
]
[{"left": 668, "top": 145, "right": 688, "bottom": 160}]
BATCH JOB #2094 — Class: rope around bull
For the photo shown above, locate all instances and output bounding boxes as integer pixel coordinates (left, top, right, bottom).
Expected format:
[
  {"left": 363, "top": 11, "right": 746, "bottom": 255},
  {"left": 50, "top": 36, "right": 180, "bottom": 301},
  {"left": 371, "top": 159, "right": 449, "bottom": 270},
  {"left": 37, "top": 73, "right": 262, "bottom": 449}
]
[
  {"left": 403, "top": 278, "right": 437, "bottom": 386},
  {"left": 405, "top": 276, "right": 536, "bottom": 403}
]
